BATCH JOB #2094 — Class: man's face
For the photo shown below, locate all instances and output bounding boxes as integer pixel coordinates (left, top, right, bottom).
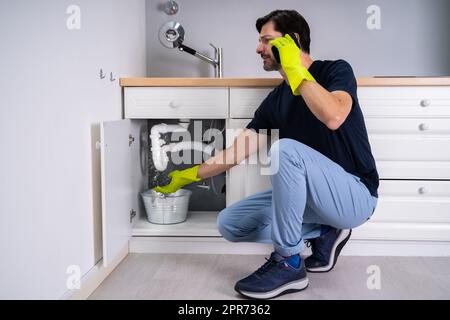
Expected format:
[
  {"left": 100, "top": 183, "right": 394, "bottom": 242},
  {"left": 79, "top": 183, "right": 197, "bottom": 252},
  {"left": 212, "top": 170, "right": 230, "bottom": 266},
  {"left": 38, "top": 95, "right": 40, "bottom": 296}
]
[{"left": 256, "top": 21, "right": 282, "bottom": 71}]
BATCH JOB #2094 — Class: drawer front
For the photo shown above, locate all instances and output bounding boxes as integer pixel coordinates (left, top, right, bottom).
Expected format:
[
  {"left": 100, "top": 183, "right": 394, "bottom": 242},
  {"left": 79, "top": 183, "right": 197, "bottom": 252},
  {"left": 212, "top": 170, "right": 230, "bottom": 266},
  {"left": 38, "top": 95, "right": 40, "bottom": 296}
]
[
  {"left": 372, "top": 180, "right": 450, "bottom": 223},
  {"left": 375, "top": 161, "right": 450, "bottom": 180},
  {"left": 230, "top": 86, "right": 450, "bottom": 118},
  {"left": 229, "top": 88, "right": 273, "bottom": 118},
  {"left": 352, "top": 222, "right": 450, "bottom": 242},
  {"left": 366, "top": 118, "right": 450, "bottom": 135},
  {"left": 367, "top": 118, "right": 450, "bottom": 161},
  {"left": 366, "top": 118, "right": 450, "bottom": 179},
  {"left": 366, "top": 118, "right": 450, "bottom": 178},
  {"left": 358, "top": 87, "right": 450, "bottom": 117},
  {"left": 124, "top": 87, "right": 228, "bottom": 119},
  {"left": 353, "top": 180, "right": 450, "bottom": 241}
]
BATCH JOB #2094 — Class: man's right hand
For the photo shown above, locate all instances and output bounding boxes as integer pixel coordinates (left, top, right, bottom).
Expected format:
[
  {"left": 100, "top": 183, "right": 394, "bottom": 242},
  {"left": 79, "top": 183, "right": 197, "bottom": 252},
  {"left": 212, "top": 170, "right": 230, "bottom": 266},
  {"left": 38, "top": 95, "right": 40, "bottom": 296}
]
[{"left": 153, "top": 165, "right": 202, "bottom": 194}]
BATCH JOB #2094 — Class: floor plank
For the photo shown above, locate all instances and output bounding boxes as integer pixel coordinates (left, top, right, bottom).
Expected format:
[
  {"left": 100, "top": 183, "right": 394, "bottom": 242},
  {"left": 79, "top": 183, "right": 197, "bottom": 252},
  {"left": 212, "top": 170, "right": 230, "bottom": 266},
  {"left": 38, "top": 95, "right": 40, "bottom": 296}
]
[{"left": 89, "top": 254, "right": 450, "bottom": 300}]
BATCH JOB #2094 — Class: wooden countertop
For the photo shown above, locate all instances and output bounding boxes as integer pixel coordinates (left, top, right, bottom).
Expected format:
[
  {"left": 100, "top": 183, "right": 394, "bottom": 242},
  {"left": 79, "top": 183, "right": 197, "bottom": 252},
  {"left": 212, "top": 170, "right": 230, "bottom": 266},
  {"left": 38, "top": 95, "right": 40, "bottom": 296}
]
[{"left": 120, "top": 77, "right": 450, "bottom": 87}]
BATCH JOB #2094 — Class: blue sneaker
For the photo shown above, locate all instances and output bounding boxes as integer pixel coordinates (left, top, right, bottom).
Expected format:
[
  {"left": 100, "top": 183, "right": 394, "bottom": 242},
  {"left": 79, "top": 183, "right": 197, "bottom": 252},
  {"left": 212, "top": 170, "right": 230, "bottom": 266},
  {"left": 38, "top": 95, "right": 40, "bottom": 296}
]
[
  {"left": 305, "top": 228, "right": 351, "bottom": 273},
  {"left": 234, "top": 252, "right": 309, "bottom": 299}
]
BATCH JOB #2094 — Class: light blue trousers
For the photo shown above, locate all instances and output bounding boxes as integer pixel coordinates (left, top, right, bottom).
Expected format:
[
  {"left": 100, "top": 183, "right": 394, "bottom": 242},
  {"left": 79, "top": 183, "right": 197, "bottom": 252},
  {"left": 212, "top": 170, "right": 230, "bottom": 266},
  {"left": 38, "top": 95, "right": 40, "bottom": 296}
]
[{"left": 217, "top": 138, "right": 378, "bottom": 256}]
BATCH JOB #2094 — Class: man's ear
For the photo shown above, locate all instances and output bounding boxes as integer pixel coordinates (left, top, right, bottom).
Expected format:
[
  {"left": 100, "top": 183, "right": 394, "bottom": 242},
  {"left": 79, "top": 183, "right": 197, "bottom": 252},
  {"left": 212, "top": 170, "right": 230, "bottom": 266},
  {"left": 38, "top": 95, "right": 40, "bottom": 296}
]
[{"left": 290, "top": 32, "right": 301, "bottom": 50}]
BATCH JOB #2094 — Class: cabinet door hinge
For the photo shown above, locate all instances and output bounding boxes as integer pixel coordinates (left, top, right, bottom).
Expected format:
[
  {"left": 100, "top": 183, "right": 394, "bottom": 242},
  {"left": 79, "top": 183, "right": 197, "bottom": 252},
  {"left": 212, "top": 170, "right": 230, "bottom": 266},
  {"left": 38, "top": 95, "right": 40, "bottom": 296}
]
[
  {"left": 130, "top": 209, "right": 136, "bottom": 223},
  {"left": 129, "top": 134, "right": 135, "bottom": 146}
]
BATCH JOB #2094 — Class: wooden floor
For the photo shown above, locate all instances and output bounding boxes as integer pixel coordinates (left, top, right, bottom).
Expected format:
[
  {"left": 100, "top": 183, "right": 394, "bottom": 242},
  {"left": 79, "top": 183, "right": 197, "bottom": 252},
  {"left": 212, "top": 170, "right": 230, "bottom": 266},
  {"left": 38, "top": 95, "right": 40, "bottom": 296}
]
[{"left": 89, "top": 254, "right": 450, "bottom": 300}]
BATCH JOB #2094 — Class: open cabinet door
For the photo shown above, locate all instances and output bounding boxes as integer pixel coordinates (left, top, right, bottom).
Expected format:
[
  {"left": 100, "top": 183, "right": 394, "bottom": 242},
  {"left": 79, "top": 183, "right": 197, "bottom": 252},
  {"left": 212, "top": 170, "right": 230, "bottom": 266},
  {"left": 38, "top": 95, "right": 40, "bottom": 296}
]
[{"left": 100, "top": 119, "right": 141, "bottom": 267}]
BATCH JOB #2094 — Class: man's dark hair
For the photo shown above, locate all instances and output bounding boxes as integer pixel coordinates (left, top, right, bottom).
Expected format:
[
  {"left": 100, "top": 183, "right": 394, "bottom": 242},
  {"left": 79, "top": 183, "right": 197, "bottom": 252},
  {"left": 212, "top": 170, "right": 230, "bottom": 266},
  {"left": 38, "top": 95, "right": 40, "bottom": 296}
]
[{"left": 256, "top": 10, "right": 311, "bottom": 54}]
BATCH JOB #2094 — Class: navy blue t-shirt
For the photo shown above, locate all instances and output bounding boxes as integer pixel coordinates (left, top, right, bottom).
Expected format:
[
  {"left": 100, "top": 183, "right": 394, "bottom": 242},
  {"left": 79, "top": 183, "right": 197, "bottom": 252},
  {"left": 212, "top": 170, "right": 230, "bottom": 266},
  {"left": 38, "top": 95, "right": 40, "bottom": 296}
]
[{"left": 246, "top": 59, "right": 379, "bottom": 197}]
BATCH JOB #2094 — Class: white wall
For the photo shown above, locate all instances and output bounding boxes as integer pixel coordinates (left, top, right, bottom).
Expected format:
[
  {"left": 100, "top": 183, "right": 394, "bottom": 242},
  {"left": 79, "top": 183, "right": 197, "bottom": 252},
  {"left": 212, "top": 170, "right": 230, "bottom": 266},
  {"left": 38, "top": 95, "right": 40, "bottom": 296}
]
[
  {"left": 146, "top": 0, "right": 450, "bottom": 77},
  {"left": 0, "top": 0, "right": 146, "bottom": 299}
]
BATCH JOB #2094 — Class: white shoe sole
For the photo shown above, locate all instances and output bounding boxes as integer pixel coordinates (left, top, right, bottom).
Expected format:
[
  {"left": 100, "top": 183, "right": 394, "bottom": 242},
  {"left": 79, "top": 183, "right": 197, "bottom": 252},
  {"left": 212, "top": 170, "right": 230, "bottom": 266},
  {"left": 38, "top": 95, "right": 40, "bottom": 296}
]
[
  {"left": 237, "top": 277, "right": 309, "bottom": 299},
  {"left": 306, "top": 229, "right": 352, "bottom": 273}
]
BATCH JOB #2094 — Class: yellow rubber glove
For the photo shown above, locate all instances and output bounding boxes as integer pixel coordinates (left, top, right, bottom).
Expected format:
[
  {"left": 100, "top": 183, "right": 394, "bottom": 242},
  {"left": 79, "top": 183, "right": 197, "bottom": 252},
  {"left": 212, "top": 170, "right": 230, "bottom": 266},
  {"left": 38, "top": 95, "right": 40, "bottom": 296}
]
[
  {"left": 270, "top": 34, "right": 316, "bottom": 96},
  {"left": 153, "top": 165, "right": 202, "bottom": 194}
]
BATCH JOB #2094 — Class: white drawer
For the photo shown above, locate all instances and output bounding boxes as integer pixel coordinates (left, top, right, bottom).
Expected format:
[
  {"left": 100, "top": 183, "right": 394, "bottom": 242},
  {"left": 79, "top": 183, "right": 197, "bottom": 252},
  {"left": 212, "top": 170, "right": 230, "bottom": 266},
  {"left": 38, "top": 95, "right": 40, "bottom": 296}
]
[
  {"left": 124, "top": 87, "right": 228, "bottom": 119},
  {"left": 366, "top": 118, "right": 450, "bottom": 178},
  {"left": 375, "top": 161, "right": 450, "bottom": 180},
  {"left": 229, "top": 88, "right": 273, "bottom": 118},
  {"left": 366, "top": 118, "right": 450, "bottom": 135},
  {"left": 367, "top": 118, "right": 450, "bottom": 162},
  {"left": 371, "top": 180, "right": 450, "bottom": 224},
  {"left": 229, "top": 87, "right": 450, "bottom": 119},
  {"left": 358, "top": 87, "right": 450, "bottom": 117},
  {"left": 352, "top": 221, "right": 450, "bottom": 242},
  {"left": 354, "top": 179, "right": 450, "bottom": 241}
]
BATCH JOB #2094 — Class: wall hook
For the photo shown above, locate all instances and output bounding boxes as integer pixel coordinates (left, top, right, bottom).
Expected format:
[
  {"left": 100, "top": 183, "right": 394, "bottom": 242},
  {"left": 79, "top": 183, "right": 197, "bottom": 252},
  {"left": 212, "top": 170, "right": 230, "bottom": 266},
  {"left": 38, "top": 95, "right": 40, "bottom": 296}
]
[
  {"left": 99, "top": 68, "right": 106, "bottom": 79},
  {"left": 110, "top": 72, "right": 116, "bottom": 82}
]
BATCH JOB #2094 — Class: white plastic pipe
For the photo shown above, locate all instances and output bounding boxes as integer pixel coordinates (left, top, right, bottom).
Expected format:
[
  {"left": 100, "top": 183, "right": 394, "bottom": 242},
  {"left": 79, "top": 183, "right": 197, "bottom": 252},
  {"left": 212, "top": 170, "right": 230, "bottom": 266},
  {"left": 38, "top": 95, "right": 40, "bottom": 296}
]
[
  {"left": 150, "top": 123, "right": 188, "bottom": 136},
  {"left": 150, "top": 123, "right": 189, "bottom": 171},
  {"left": 162, "top": 141, "right": 215, "bottom": 156},
  {"left": 150, "top": 122, "right": 215, "bottom": 171}
]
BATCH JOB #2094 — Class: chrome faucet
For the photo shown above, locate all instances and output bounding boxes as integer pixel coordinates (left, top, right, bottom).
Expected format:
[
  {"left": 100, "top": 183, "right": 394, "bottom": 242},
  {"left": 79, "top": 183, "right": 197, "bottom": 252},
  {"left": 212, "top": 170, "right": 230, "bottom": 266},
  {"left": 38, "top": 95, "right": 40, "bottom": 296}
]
[
  {"left": 159, "top": 21, "right": 223, "bottom": 78},
  {"left": 179, "top": 42, "right": 222, "bottom": 78}
]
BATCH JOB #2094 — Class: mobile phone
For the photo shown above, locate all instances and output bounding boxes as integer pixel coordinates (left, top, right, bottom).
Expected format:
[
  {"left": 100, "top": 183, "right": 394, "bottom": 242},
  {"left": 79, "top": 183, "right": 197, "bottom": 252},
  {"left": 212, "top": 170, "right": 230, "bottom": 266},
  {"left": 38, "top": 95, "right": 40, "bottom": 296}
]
[{"left": 272, "top": 32, "right": 301, "bottom": 64}]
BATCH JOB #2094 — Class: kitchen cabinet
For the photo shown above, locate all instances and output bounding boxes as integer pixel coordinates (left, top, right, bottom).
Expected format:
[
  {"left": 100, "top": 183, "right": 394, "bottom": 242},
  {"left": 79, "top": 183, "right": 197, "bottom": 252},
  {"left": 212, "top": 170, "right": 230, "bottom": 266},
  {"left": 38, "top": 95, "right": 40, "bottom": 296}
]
[
  {"left": 100, "top": 91, "right": 228, "bottom": 266},
  {"left": 227, "top": 84, "right": 450, "bottom": 244},
  {"left": 100, "top": 77, "right": 450, "bottom": 267}
]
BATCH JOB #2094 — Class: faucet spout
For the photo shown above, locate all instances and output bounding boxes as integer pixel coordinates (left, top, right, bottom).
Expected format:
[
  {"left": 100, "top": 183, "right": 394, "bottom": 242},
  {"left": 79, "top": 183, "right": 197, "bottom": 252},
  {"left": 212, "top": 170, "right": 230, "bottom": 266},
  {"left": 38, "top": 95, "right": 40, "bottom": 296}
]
[
  {"left": 209, "top": 43, "right": 223, "bottom": 78},
  {"left": 178, "top": 43, "right": 223, "bottom": 78}
]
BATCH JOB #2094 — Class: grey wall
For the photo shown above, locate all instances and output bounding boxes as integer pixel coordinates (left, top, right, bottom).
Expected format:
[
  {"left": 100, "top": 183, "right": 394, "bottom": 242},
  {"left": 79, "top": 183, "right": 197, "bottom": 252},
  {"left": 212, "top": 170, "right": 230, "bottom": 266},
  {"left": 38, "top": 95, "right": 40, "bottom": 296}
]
[
  {"left": 0, "top": 0, "right": 146, "bottom": 299},
  {"left": 146, "top": 0, "right": 450, "bottom": 77}
]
